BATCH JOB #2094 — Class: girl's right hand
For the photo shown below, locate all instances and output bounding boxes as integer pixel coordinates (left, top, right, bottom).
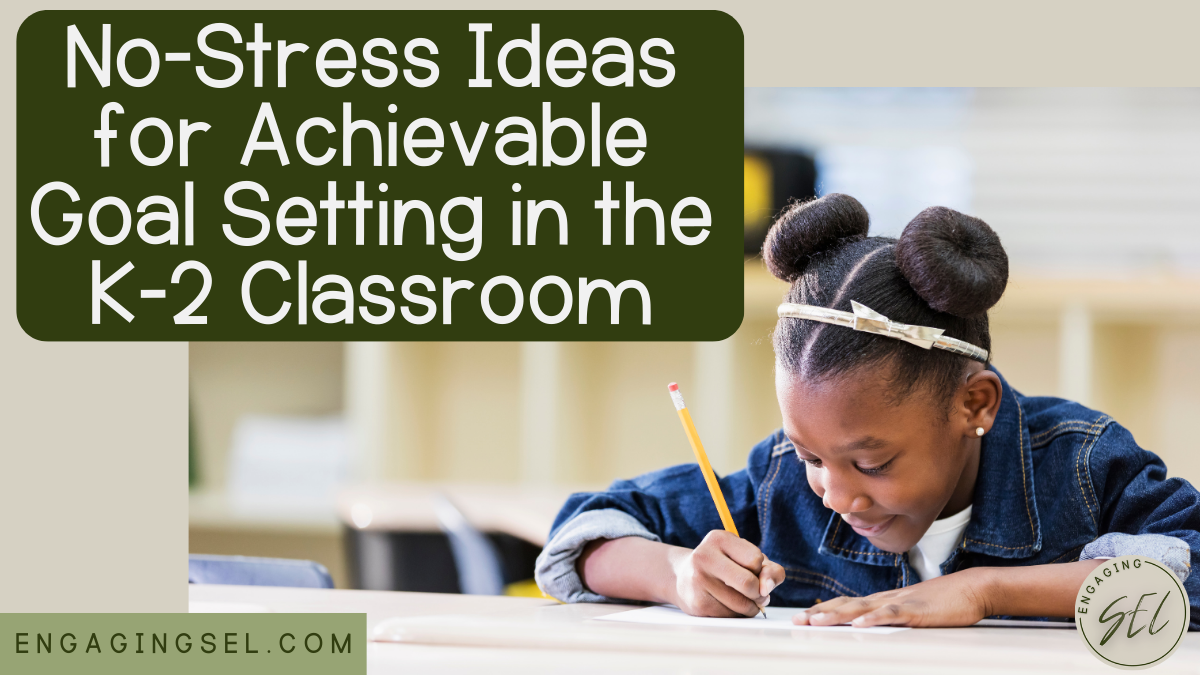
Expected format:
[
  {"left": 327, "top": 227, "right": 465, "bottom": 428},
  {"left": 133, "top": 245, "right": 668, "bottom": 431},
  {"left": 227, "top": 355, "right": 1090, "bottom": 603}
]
[{"left": 667, "top": 530, "right": 786, "bottom": 617}]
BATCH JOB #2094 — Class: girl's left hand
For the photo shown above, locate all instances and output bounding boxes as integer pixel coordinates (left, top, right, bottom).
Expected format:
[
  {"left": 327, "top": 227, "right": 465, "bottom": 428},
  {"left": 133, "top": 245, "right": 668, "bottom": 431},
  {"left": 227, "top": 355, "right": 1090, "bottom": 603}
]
[{"left": 792, "top": 568, "right": 992, "bottom": 628}]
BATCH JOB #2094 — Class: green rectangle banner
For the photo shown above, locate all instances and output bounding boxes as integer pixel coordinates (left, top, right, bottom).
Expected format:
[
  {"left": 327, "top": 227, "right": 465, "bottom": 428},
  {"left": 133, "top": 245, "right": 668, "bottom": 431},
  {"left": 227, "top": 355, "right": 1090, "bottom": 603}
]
[{"left": 0, "top": 613, "right": 365, "bottom": 674}]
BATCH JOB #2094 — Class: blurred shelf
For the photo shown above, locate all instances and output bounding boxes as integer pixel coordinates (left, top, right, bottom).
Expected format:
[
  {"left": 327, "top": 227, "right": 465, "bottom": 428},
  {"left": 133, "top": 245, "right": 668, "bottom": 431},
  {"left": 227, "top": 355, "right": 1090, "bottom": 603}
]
[
  {"left": 188, "top": 490, "right": 341, "bottom": 535},
  {"left": 997, "top": 276, "right": 1200, "bottom": 322},
  {"left": 743, "top": 258, "right": 1200, "bottom": 323}
]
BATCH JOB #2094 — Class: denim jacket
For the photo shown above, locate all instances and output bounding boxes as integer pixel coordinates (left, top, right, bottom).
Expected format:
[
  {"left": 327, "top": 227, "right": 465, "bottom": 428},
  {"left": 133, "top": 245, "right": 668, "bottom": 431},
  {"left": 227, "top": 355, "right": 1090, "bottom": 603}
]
[{"left": 535, "top": 369, "right": 1200, "bottom": 630}]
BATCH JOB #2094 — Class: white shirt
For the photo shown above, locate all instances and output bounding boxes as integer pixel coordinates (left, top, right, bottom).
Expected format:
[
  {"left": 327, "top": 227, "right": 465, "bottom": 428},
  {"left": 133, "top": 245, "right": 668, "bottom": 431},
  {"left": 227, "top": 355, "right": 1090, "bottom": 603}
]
[{"left": 907, "top": 505, "right": 972, "bottom": 582}]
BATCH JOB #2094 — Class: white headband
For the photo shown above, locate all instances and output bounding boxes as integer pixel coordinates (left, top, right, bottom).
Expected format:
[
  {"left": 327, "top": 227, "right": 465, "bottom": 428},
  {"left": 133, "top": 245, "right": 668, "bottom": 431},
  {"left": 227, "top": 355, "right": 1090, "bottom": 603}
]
[{"left": 777, "top": 301, "right": 990, "bottom": 363}]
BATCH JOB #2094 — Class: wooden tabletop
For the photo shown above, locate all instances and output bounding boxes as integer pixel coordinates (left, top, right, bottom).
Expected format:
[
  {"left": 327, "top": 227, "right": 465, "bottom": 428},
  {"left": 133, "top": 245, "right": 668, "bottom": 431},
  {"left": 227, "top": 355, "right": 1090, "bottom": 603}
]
[
  {"left": 189, "top": 584, "right": 1200, "bottom": 674},
  {"left": 336, "top": 482, "right": 596, "bottom": 545}
]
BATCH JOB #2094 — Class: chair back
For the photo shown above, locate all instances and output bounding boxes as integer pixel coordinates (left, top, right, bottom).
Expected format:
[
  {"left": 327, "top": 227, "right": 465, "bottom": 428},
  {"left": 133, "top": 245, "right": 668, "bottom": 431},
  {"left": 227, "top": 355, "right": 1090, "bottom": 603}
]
[
  {"left": 431, "top": 492, "right": 505, "bottom": 595},
  {"left": 188, "top": 554, "right": 335, "bottom": 589}
]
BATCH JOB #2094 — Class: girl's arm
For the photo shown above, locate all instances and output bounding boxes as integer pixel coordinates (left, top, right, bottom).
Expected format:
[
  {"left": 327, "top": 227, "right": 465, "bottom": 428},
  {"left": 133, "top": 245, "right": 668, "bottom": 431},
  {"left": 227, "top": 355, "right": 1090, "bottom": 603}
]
[
  {"left": 577, "top": 537, "right": 678, "bottom": 606},
  {"left": 535, "top": 434, "right": 782, "bottom": 607},
  {"left": 579, "top": 532, "right": 786, "bottom": 617},
  {"left": 793, "top": 559, "right": 1106, "bottom": 627},
  {"left": 982, "top": 559, "right": 1108, "bottom": 618}
]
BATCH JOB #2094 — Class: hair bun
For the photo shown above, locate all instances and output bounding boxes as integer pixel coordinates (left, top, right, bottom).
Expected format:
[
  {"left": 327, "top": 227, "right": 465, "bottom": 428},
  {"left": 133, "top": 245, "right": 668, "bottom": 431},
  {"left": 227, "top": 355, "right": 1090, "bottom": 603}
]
[
  {"left": 763, "top": 193, "right": 870, "bottom": 282},
  {"left": 895, "top": 206, "right": 1008, "bottom": 317}
]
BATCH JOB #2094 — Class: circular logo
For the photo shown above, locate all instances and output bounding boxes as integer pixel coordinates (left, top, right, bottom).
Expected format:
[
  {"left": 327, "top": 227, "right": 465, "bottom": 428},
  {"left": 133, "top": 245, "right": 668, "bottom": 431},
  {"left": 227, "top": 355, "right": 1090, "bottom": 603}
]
[{"left": 1076, "top": 555, "right": 1190, "bottom": 669}]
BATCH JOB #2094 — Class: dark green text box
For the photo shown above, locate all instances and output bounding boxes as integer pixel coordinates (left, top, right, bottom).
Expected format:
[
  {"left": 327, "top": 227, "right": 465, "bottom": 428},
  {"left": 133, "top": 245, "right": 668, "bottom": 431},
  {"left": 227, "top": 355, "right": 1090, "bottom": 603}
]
[{"left": 17, "top": 11, "right": 744, "bottom": 340}]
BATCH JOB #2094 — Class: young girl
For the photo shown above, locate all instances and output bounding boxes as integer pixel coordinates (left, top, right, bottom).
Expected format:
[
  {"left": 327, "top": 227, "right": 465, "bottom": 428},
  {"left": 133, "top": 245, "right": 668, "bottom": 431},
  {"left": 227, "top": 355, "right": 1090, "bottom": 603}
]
[{"left": 534, "top": 193, "right": 1200, "bottom": 629}]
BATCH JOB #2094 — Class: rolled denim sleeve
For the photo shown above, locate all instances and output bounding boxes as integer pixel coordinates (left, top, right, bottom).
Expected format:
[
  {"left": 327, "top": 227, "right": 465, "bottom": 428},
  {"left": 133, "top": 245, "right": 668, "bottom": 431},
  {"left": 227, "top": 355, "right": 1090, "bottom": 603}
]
[
  {"left": 1081, "top": 532, "right": 1191, "bottom": 582},
  {"left": 534, "top": 435, "right": 774, "bottom": 603},
  {"left": 534, "top": 508, "right": 660, "bottom": 603},
  {"left": 1089, "top": 423, "right": 1200, "bottom": 629}
]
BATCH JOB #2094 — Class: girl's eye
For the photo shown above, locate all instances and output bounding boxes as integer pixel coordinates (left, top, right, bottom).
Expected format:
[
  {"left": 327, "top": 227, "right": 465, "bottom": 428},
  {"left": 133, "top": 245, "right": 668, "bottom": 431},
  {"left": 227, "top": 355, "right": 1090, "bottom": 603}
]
[
  {"left": 800, "top": 457, "right": 822, "bottom": 468},
  {"left": 856, "top": 459, "right": 893, "bottom": 476}
]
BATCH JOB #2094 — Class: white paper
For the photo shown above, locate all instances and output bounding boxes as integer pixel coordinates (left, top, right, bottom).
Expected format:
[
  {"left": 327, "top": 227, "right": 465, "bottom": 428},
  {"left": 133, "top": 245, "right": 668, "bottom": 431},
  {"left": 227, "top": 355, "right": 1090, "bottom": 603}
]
[{"left": 593, "top": 605, "right": 911, "bottom": 634}]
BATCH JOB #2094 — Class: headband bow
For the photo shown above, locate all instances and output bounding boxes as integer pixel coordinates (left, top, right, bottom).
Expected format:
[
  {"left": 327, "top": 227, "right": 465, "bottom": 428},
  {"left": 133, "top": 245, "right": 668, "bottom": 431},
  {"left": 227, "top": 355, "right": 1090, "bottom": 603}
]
[{"left": 777, "top": 301, "right": 989, "bottom": 363}]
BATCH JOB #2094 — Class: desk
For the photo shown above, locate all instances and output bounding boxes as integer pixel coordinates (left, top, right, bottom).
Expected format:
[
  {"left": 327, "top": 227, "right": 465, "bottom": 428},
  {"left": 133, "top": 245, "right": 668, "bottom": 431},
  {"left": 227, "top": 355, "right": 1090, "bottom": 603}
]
[
  {"left": 189, "top": 483, "right": 591, "bottom": 591},
  {"left": 189, "top": 584, "right": 1200, "bottom": 674},
  {"left": 189, "top": 491, "right": 348, "bottom": 587},
  {"left": 336, "top": 482, "right": 591, "bottom": 592},
  {"left": 336, "top": 482, "right": 594, "bottom": 546}
]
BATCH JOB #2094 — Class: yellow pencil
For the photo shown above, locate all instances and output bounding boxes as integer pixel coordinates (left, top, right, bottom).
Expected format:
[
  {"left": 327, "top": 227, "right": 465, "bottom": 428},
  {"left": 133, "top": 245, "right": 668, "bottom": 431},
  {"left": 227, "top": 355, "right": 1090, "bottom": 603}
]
[{"left": 668, "top": 382, "right": 768, "bottom": 618}]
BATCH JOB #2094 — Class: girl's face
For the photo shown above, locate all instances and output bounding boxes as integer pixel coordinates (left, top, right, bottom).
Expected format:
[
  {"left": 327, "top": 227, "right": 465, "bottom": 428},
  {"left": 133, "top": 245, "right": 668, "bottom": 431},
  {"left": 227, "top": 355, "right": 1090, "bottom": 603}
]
[{"left": 775, "top": 362, "right": 1000, "bottom": 554}]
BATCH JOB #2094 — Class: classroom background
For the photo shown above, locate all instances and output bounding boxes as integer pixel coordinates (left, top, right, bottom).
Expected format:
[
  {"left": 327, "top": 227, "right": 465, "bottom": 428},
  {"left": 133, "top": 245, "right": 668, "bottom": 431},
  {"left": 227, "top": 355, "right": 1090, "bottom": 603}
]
[{"left": 189, "top": 87, "right": 1200, "bottom": 591}]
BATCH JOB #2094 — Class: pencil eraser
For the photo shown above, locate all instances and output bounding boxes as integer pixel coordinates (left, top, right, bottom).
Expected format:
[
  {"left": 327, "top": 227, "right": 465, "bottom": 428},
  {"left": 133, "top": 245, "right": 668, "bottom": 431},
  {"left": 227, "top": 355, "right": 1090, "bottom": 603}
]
[{"left": 667, "top": 382, "right": 679, "bottom": 392}]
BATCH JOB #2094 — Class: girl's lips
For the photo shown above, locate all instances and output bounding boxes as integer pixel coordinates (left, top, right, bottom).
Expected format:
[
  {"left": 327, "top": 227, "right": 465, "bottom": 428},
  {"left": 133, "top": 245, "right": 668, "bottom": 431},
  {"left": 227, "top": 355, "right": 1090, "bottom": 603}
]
[{"left": 847, "top": 514, "right": 896, "bottom": 537}]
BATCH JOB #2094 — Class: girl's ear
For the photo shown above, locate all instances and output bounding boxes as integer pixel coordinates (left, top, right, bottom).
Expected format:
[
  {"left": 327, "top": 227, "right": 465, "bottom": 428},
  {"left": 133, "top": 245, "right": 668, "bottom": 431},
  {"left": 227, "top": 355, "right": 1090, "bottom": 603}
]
[{"left": 960, "top": 369, "right": 1003, "bottom": 436}]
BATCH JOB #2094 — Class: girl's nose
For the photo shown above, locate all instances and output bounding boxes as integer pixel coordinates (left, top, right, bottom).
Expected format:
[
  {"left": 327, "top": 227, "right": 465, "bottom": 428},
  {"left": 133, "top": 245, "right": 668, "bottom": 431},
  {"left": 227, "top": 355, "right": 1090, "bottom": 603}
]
[{"left": 820, "top": 473, "right": 873, "bottom": 514}]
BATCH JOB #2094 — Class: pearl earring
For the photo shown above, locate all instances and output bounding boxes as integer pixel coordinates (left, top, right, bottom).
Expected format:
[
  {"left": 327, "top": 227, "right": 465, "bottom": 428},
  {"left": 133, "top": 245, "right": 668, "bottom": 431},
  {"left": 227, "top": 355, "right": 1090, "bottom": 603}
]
[{"left": 976, "top": 427, "right": 985, "bottom": 437}]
